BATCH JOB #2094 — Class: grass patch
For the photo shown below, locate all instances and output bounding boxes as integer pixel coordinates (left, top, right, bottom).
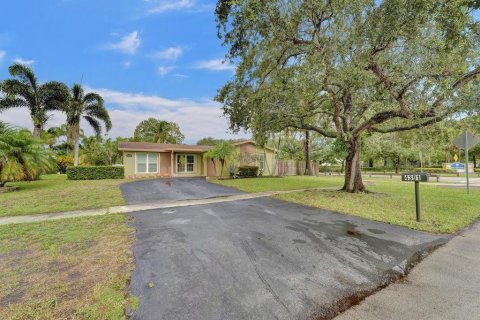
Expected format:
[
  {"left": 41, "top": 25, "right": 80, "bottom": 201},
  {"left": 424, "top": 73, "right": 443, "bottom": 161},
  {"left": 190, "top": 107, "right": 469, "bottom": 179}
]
[
  {"left": 0, "top": 174, "right": 127, "bottom": 217},
  {"left": 216, "top": 176, "right": 480, "bottom": 233},
  {"left": 0, "top": 214, "right": 135, "bottom": 320},
  {"left": 213, "top": 176, "right": 342, "bottom": 193}
]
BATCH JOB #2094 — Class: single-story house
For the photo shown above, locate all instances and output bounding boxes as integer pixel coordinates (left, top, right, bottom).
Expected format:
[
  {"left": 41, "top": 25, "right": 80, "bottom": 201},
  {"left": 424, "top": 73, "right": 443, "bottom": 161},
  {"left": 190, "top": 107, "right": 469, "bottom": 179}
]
[{"left": 118, "top": 140, "right": 277, "bottom": 179}]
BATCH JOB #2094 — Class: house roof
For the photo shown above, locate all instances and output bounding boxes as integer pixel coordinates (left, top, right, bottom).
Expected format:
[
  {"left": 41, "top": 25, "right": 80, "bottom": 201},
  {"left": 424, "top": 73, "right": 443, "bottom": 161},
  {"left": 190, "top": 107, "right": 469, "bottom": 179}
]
[
  {"left": 232, "top": 140, "right": 275, "bottom": 151},
  {"left": 118, "top": 141, "right": 212, "bottom": 153}
]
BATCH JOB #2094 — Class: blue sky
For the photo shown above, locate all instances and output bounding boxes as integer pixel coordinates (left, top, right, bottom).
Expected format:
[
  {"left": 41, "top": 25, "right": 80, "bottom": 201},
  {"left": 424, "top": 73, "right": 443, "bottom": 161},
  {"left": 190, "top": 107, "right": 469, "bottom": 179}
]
[{"left": 0, "top": 0, "right": 246, "bottom": 143}]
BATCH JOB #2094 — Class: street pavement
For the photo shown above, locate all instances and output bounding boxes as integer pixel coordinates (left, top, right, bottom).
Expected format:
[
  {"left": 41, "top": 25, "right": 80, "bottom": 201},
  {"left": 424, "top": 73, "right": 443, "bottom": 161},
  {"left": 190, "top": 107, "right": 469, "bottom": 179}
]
[{"left": 335, "top": 221, "right": 480, "bottom": 320}]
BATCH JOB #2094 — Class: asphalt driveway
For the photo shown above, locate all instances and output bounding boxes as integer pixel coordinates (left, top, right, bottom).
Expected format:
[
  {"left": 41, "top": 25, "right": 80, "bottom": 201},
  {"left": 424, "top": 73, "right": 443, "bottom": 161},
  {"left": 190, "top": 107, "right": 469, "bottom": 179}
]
[
  {"left": 128, "top": 195, "right": 448, "bottom": 320},
  {"left": 121, "top": 177, "right": 243, "bottom": 204}
]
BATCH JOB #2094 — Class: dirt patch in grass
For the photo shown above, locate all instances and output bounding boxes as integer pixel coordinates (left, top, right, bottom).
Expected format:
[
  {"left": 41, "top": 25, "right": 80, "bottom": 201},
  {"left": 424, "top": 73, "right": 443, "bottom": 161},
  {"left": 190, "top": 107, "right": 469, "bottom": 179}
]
[
  {"left": 0, "top": 186, "right": 18, "bottom": 193},
  {"left": 0, "top": 214, "right": 135, "bottom": 320}
]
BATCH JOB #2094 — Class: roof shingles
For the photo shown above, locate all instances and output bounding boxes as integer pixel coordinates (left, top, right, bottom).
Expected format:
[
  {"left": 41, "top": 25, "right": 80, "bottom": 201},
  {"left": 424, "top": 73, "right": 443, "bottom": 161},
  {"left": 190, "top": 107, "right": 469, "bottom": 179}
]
[{"left": 118, "top": 142, "right": 212, "bottom": 153}]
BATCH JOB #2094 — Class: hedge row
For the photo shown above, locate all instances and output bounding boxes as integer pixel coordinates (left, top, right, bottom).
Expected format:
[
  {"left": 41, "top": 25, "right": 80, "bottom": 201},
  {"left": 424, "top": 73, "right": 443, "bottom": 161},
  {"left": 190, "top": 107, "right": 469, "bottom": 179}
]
[
  {"left": 318, "top": 166, "right": 342, "bottom": 173},
  {"left": 66, "top": 166, "right": 124, "bottom": 180},
  {"left": 238, "top": 166, "right": 258, "bottom": 178},
  {"left": 413, "top": 168, "right": 457, "bottom": 174}
]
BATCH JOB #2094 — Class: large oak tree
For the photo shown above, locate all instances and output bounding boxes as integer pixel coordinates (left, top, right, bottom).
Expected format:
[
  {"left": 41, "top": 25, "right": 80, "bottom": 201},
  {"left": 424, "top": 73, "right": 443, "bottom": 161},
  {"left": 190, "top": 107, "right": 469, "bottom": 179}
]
[{"left": 215, "top": 0, "right": 480, "bottom": 192}]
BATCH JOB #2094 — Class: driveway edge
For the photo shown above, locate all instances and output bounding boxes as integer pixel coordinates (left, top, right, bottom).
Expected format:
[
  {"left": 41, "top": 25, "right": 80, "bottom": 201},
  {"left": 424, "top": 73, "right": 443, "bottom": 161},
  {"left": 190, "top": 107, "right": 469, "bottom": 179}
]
[{"left": 0, "top": 188, "right": 325, "bottom": 225}]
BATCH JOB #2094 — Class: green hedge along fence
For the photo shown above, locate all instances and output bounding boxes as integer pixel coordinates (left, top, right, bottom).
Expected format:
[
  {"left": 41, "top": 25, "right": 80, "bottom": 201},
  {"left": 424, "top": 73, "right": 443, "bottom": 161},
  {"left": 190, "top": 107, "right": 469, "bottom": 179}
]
[{"left": 66, "top": 166, "right": 124, "bottom": 180}]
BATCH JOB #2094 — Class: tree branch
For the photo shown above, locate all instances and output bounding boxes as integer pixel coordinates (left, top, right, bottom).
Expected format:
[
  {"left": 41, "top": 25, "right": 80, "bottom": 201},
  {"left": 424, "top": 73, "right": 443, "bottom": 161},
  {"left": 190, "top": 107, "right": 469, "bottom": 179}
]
[
  {"left": 352, "top": 110, "right": 406, "bottom": 136},
  {"left": 370, "top": 116, "right": 442, "bottom": 133}
]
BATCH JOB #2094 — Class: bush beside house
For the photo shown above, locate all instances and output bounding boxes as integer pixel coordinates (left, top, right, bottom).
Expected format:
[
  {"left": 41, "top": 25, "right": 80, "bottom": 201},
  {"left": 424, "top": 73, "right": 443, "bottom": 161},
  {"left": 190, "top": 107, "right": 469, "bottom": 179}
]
[
  {"left": 238, "top": 166, "right": 258, "bottom": 178},
  {"left": 66, "top": 166, "right": 124, "bottom": 180}
]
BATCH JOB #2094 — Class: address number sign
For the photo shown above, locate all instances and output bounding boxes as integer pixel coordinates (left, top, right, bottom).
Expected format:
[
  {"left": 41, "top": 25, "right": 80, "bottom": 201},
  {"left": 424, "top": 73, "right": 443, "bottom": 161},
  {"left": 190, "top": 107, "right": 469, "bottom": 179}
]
[{"left": 401, "top": 173, "right": 429, "bottom": 182}]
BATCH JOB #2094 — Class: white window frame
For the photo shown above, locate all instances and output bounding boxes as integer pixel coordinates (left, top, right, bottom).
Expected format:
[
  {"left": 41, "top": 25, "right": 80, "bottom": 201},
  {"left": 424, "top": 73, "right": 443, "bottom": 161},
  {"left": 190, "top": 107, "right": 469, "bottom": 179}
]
[
  {"left": 258, "top": 153, "right": 266, "bottom": 171},
  {"left": 176, "top": 154, "right": 196, "bottom": 173},
  {"left": 135, "top": 152, "right": 159, "bottom": 173}
]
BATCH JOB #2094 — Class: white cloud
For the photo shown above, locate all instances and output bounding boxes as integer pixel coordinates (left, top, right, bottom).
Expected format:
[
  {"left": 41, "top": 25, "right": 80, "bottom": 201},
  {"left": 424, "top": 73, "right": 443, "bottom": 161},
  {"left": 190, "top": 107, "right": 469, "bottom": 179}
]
[
  {"left": 173, "top": 74, "right": 188, "bottom": 78},
  {"left": 123, "top": 61, "right": 132, "bottom": 69},
  {"left": 105, "top": 31, "right": 141, "bottom": 55},
  {"left": 158, "top": 66, "right": 175, "bottom": 76},
  {"left": 13, "top": 58, "right": 35, "bottom": 66},
  {"left": 0, "top": 50, "right": 6, "bottom": 63},
  {"left": 195, "top": 59, "right": 236, "bottom": 71},
  {"left": 0, "top": 87, "right": 248, "bottom": 143},
  {"left": 151, "top": 46, "right": 184, "bottom": 61},
  {"left": 145, "top": 0, "right": 195, "bottom": 14}
]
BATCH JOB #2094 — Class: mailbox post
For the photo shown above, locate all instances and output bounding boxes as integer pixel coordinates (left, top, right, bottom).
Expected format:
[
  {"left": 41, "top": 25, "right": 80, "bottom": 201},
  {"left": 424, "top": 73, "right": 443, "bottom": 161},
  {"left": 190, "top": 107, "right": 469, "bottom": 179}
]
[{"left": 401, "top": 173, "right": 429, "bottom": 222}]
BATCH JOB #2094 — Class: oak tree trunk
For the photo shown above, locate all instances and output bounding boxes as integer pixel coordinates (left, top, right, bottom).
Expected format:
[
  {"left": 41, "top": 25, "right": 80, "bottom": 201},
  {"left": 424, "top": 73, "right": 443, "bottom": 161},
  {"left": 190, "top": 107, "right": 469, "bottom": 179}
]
[
  {"left": 304, "top": 130, "right": 312, "bottom": 175},
  {"left": 342, "top": 136, "right": 365, "bottom": 193}
]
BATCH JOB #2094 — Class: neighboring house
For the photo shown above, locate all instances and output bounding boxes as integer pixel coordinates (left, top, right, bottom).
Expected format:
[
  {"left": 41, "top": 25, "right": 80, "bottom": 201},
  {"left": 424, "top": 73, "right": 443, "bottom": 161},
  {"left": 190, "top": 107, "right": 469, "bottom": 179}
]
[
  {"left": 118, "top": 140, "right": 277, "bottom": 179},
  {"left": 227, "top": 140, "right": 277, "bottom": 177}
]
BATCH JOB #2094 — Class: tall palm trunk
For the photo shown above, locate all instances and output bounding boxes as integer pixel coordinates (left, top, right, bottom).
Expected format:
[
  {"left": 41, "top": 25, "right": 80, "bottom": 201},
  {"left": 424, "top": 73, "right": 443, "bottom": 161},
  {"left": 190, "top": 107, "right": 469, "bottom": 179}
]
[
  {"left": 33, "top": 124, "right": 42, "bottom": 139},
  {"left": 73, "top": 125, "right": 80, "bottom": 166}
]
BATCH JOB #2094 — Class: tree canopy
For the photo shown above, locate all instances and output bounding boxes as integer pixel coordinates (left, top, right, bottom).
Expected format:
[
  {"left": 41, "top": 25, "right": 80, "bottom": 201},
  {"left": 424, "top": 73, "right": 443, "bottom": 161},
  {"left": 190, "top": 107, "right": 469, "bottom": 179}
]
[
  {"left": 215, "top": 0, "right": 480, "bottom": 192},
  {"left": 64, "top": 84, "right": 111, "bottom": 165},
  {"left": 133, "top": 118, "right": 184, "bottom": 144},
  {"left": 0, "top": 63, "right": 69, "bottom": 138}
]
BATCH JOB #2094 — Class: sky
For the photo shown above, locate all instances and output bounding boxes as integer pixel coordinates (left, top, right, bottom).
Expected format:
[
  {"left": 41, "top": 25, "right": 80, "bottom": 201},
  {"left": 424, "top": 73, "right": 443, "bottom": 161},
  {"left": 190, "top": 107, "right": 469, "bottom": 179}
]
[{"left": 0, "top": 0, "right": 248, "bottom": 143}]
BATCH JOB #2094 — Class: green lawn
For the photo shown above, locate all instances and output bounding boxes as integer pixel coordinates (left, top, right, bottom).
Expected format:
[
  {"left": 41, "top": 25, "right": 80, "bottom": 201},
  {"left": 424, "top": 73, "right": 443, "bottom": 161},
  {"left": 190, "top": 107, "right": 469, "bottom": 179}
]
[
  {"left": 215, "top": 176, "right": 480, "bottom": 233},
  {"left": 0, "top": 174, "right": 127, "bottom": 217},
  {"left": 214, "top": 176, "right": 342, "bottom": 192},
  {"left": 0, "top": 215, "right": 136, "bottom": 320}
]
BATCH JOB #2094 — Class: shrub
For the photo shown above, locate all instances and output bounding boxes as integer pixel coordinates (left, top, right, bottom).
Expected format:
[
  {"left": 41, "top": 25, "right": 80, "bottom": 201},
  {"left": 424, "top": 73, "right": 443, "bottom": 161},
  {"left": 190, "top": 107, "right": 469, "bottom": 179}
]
[
  {"left": 66, "top": 166, "right": 124, "bottom": 180},
  {"left": 413, "top": 168, "right": 457, "bottom": 174},
  {"left": 238, "top": 166, "right": 258, "bottom": 178},
  {"left": 0, "top": 128, "right": 55, "bottom": 186},
  {"left": 57, "top": 155, "right": 74, "bottom": 174},
  {"left": 318, "top": 166, "right": 342, "bottom": 173},
  {"left": 363, "top": 167, "right": 396, "bottom": 172}
]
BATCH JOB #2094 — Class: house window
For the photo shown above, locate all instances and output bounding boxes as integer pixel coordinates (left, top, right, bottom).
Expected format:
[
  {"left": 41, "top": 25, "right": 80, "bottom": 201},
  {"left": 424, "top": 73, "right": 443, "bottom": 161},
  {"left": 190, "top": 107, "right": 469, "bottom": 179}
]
[
  {"left": 136, "top": 153, "right": 158, "bottom": 173},
  {"left": 177, "top": 154, "right": 196, "bottom": 173},
  {"left": 259, "top": 154, "right": 266, "bottom": 171}
]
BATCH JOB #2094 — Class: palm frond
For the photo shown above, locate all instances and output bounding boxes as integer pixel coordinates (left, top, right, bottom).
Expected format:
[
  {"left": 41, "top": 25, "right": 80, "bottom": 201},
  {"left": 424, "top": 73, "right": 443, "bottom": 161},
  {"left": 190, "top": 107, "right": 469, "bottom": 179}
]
[
  {"left": 8, "top": 64, "right": 38, "bottom": 89},
  {"left": 83, "top": 115, "right": 102, "bottom": 137},
  {"left": 40, "top": 82, "right": 69, "bottom": 111},
  {"left": 84, "top": 104, "right": 112, "bottom": 131},
  {"left": 1, "top": 79, "right": 35, "bottom": 107},
  {"left": 71, "top": 84, "right": 84, "bottom": 101},
  {"left": 83, "top": 92, "right": 103, "bottom": 105}
]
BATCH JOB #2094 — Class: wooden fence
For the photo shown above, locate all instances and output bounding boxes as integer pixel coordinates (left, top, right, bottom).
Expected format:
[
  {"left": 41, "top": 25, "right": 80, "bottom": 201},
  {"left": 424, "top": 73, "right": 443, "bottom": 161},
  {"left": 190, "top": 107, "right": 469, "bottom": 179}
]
[{"left": 276, "top": 160, "right": 319, "bottom": 176}]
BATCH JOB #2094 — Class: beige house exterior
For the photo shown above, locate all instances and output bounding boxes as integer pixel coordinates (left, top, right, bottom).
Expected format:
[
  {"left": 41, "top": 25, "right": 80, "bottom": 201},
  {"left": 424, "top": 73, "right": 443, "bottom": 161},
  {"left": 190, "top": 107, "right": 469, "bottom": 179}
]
[
  {"left": 216, "top": 141, "right": 277, "bottom": 177},
  {"left": 118, "top": 140, "right": 277, "bottom": 179}
]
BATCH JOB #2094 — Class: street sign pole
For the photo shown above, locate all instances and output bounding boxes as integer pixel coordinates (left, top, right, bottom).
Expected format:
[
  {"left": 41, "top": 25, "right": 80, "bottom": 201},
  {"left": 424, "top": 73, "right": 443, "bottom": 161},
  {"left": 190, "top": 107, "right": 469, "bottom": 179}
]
[
  {"left": 453, "top": 131, "right": 480, "bottom": 194},
  {"left": 465, "top": 131, "right": 470, "bottom": 195},
  {"left": 415, "top": 181, "right": 421, "bottom": 222}
]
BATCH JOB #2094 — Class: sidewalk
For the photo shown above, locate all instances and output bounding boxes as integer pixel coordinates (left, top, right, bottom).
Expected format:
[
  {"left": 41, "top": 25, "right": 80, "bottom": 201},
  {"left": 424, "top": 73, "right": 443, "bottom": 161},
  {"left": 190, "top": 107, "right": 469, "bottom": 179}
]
[
  {"left": 0, "top": 187, "right": 326, "bottom": 225},
  {"left": 335, "top": 220, "right": 480, "bottom": 320}
]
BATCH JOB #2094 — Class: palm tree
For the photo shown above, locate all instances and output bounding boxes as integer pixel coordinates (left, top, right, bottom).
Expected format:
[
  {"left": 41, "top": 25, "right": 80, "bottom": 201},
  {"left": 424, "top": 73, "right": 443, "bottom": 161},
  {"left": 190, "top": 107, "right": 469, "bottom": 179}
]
[
  {"left": 205, "top": 141, "right": 235, "bottom": 177},
  {"left": 46, "top": 124, "right": 84, "bottom": 153},
  {"left": 64, "top": 84, "right": 111, "bottom": 166},
  {"left": 0, "top": 128, "right": 55, "bottom": 187},
  {"left": 0, "top": 63, "right": 69, "bottom": 138},
  {"left": 133, "top": 118, "right": 184, "bottom": 144}
]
